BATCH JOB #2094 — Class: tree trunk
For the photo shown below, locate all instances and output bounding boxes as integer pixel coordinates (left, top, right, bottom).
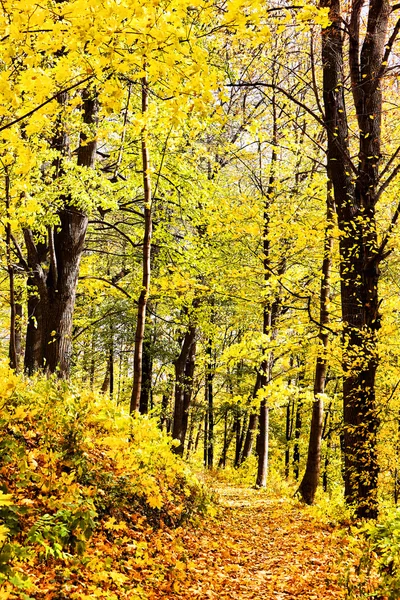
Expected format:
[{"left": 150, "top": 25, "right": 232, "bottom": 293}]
[
  {"left": 23, "top": 90, "right": 98, "bottom": 378},
  {"left": 206, "top": 339, "right": 214, "bottom": 469},
  {"left": 172, "top": 324, "right": 196, "bottom": 456},
  {"left": 241, "top": 373, "right": 262, "bottom": 463},
  {"left": 298, "top": 180, "right": 334, "bottom": 503},
  {"left": 256, "top": 87, "right": 283, "bottom": 488},
  {"left": 256, "top": 398, "right": 269, "bottom": 487},
  {"left": 241, "top": 413, "right": 258, "bottom": 464},
  {"left": 160, "top": 381, "right": 171, "bottom": 430},
  {"left": 285, "top": 398, "right": 294, "bottom": 478},
  {"left": 203, "top": 408, "right": 208, "bottom": 467},
  {"left": 139, "top": 337, "right": 152, "bottom": 414},
  {"left": 320, "top": 0, "right": 390, "bottom": 518},
  {"left": 24, "top": 280, "right": 44, "bottom": 375},
  {"left": 293, "top": 398, "right": 302, "bottom": 481},
  {"left": 5, "top": 172, "right": 18, "bottom": 371},
  {"left": 131, "top": 76, "right": 153, "bottom": 412},
  {"left": 183, "top": 341, "right": 196, "bottom": 451}
]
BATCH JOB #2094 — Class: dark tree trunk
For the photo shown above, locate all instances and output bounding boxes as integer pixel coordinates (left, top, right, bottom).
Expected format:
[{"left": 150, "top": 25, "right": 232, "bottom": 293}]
[
  {"left": 139, "top": 337, "right": 152, "bottom": 414},
  {"left": 131, "top": 76, "right": 152, "bottom": 412},
  {"left": 183, "top": 341, "right": 196, "bottom": 450},
  {"left": 320, "top": 0, "right": 391, "bottom": 518},
  {"left": 256, "top": 397, "right": 269, "bottom": 487},
  {"left": 89, "top": 333, "right": 95, "bottom": 389},
  {"left": 23, "top": 90, "right": 98, "bottom": 378},
  {"left": 5, "top": 172, "right": 17, "bottom": 371},
  {"left": 24, "top": 281, "right": 43, "bottom": 375},
  {"left": 109, "top": 338, "right": 114, "bottom": 398},
  {"left": 14, "top": 301, "right": 22, "bottom": 367},
  {"left": 101, "top": 363, "right": 110, "bottom": 393},
  {"left": 241, "top": 373, "right": 262, "bottom": 464},
  {"left": 298, "top": 180, "right": 334, "bottom": 503},
  {"left": 234, "top": 408, "right": 242, "bottom": 468},
  {"left": 206, "top": 340, "right": 214, "bottom": 469},
  {"left": 219, "top": 410, "right": 235, "bottom": 468},
  {"left": 203, "top": 408, "right": 208, "bottom": 467},
  {"left": 172, "top": 324, "right": 196, "bottom": 456},
  {"left": 160, "top": 384, "right": 171, "bottom": 430},
  {"left": 194, "top": 420, "right": 202, "bottom": 454},
  {"left": 285, "top": 398, "right": 294, "bottom": 479},
  {"left": 293, "top": 398, "right": 302, "bottom": 481},
  {"left": 241, "top": 413, "right": 258, "bottom": 464}
]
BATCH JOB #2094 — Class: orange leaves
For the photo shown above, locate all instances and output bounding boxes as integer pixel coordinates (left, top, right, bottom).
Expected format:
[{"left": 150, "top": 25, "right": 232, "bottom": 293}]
[{"left": 145, "top": 486, "right": 346, "bottom": 600}]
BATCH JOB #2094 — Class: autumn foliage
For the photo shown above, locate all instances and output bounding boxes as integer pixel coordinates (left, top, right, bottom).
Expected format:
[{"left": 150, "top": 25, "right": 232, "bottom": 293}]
[{"left": 0, "top": 366, "right": 211, "bottom": 599}]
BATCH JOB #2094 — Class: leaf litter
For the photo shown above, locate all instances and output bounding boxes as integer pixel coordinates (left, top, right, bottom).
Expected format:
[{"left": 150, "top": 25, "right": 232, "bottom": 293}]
[{"left": 147, "top": 485, "right": 345, "bottom": 600}]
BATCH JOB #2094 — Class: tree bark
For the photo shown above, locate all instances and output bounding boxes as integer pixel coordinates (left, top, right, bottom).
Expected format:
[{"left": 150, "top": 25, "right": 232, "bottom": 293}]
[
  {"left": 139, "top": 337, "right": 152, "bottom": 414},
  {"left": 23, "top": 90, "right": 98, "bottom": 377},
  {"left": 241, "top": 373, "right": 262, "bottom": 463},
  {"left": 293, "top": 398, "right": 302, "bottom": 481},
  {"left": 172, "top": 324, "right": 196, "bottom": 456},
  {"left": 320, "top": 0, "right": 390, "bottom": 518},
  {"left": 131, "top": 75, "right": 153, "bottom": 412},
  {"left": 298, "top": 180, "right": 334, "bottom": 503},
  {"left": 206, "top": 339, "right": 214, "bottom": 469}
]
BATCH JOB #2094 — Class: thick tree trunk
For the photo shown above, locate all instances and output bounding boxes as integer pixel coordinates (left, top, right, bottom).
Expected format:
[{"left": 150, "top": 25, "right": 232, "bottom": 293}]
[
  {"left": 23, "top": 90, "right": 98, "bottom": 378},
  {"left": 131, "top": 76, "right": 152, "bottom": 412},
  {"left": 298, "top": 181, "right": 334, "bottom": 503},
  {"left": 43, "top": 208, "right": 89, "bottom": 376},
  {"left": 320, "top": 0, "right": 390, "bottom": 518}
]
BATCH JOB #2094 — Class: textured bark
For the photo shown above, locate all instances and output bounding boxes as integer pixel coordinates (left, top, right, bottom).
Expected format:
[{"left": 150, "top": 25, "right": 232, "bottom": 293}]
[
  {"left": 131, "top": 76, "right": 152, "bottom": 412},
  {"left": 23, "top": 90, "right": 98, "bottom": 377},
  {"left": 298, "top": 181, "right": 334, "bottom": 503},
  {"left": 320, "top": 0, "right": 390, "bottom": 518}
]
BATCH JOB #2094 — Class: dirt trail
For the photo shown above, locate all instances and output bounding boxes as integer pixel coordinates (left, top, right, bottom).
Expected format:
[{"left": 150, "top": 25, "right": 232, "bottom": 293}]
[{"left": 151, "top": 486, "right": 346, "bottom": 600}]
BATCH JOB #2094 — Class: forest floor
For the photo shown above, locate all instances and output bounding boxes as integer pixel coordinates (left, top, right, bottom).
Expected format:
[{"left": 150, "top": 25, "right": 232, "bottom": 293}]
[{"left": 148, "top": 485, "right": 347, "bottom": 600}]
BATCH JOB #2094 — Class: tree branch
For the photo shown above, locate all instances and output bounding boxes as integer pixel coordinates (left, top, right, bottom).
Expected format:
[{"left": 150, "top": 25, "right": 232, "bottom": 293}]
[{"left": 0, "top": 74, "right": 95, "bottom": 133}]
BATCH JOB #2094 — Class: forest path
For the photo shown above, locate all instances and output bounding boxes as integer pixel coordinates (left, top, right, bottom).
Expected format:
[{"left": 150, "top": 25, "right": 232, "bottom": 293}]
[{"left": 150, "top": 485, "right": 346, "bottom": 600}]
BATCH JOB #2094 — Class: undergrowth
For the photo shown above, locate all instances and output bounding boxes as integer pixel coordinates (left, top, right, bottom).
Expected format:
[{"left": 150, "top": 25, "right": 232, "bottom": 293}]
[{"left": 0, "top": 365, "right": 214, "bottom": 599}]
